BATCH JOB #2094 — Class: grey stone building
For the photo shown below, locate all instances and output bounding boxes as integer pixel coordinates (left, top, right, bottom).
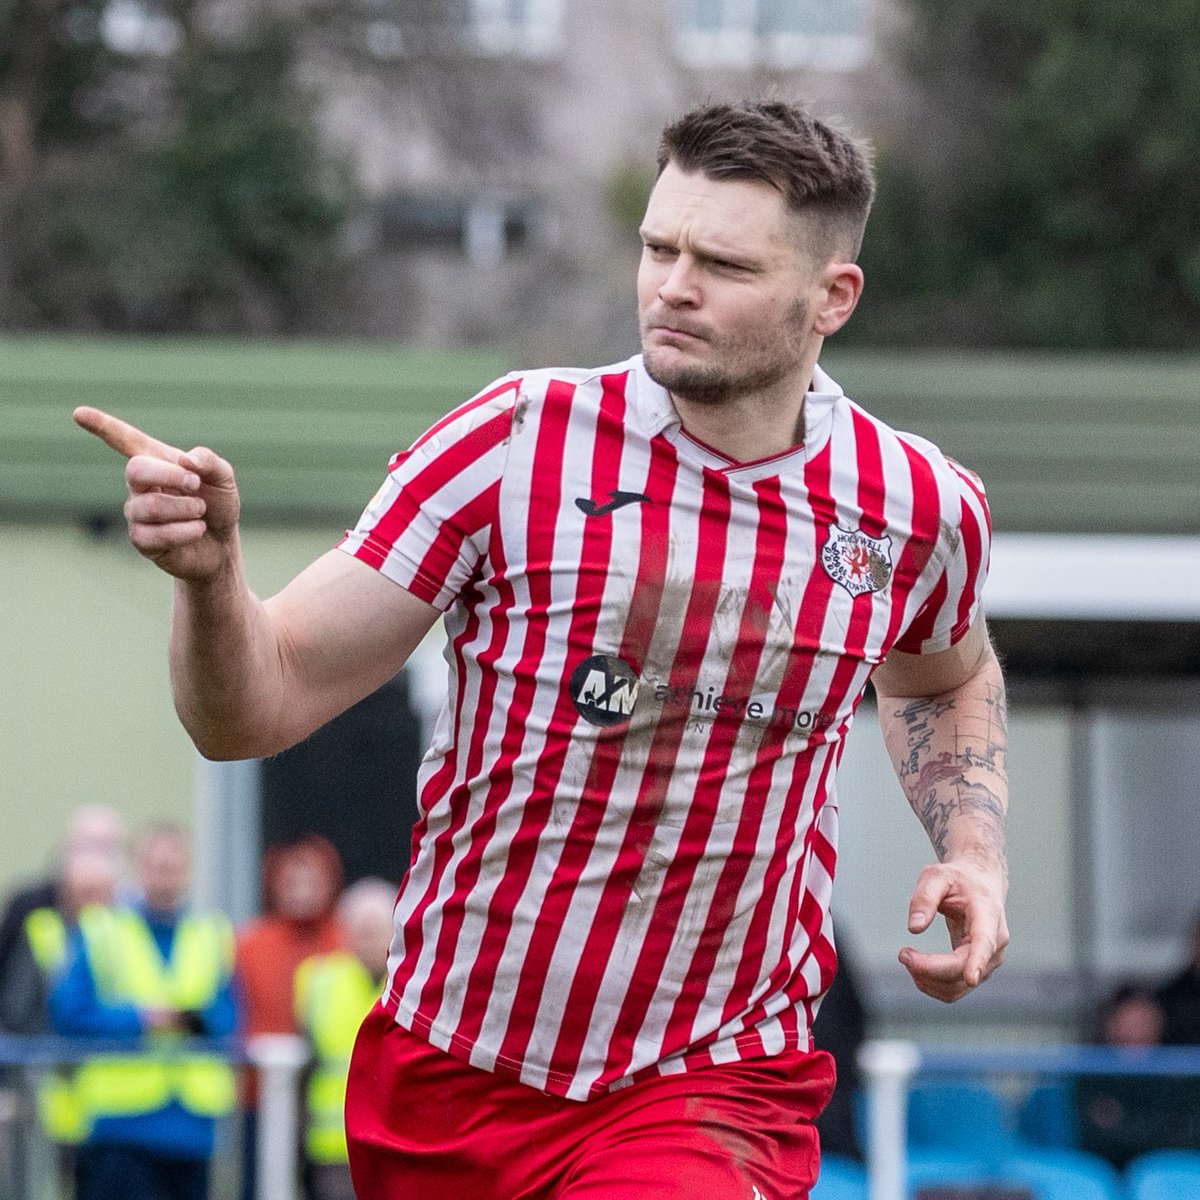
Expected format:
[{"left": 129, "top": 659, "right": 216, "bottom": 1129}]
[{"left": 286, "top": 0, "right": 909, "bottom": 356}]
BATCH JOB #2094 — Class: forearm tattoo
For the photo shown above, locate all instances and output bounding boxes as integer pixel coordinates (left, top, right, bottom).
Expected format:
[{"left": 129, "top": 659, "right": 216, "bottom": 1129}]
[{"left": 891, "top": 682, "right": 1007, "bottom": 861}]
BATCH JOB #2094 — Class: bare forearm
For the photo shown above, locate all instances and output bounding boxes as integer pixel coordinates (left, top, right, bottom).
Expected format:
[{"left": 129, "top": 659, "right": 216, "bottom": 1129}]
[
  {"left": 877, "top": 651, "right": 1008, "bottom": 869},
  {"left": 73, "top": 409, "right": 431, "bottom": 759},
  {"left": 170, "top": 548, "right": 442, "bottom": 761},
  {"left": 872, "top": 621, "right": 1009, "bottom": 1000},
  {"left": 167, "top": 538, "right": 287, "bottom": 760}
]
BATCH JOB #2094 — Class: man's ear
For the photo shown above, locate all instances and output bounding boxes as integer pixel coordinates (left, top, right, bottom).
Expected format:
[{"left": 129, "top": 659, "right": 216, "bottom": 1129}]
[{"left": 813, "top": 261, "right": 865, "bottom": 336}]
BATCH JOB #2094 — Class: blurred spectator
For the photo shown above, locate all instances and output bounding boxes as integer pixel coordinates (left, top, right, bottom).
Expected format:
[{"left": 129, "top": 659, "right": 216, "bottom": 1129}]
[
  {"left": 4, "top": 847, "right": 120, "bottom": 1177},
  {"left": 0, "top": 803, "right": 127, "bottom": 1179},
  {"left": 1075, "top": 982, "right": 1200, "bottom": 1168},
  {"left": 811, "top": 929, "right": 868, "bottom": 1161},
  {"left": 294, "top": 878, "right": 396, "bottom": 1200},
  {"left": 0, "top": 847, "right": 120, "bottom": 1036},
  {"left": 1098, "top": 984, "right": 1164, "bottom": 1047},
  {"left": 48, "top": 823, "right": 237, "bottom": 1200},
  {"left": 1157, "top": 910, "right": 1200, "bottom": 1045},
  {"left": 235, "top": 835, "right": 345, "bottom": 1200},
  {"left": 0, "top": 804, "right": 127, "bottom": 1026}
]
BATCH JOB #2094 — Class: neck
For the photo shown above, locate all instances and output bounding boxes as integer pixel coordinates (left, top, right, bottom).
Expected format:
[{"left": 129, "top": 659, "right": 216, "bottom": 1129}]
[
  {"left": 665, "top": 337, "right": 823, "bottom": 462},
  {"left": 671, "top": 370, "right": 812, "bottom": 463}
]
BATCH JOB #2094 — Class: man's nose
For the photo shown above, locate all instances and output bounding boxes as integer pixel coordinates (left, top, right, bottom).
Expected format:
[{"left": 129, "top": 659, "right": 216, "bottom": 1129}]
[{"left": 658, "top": 257, "right": 701, "bottom": 305}]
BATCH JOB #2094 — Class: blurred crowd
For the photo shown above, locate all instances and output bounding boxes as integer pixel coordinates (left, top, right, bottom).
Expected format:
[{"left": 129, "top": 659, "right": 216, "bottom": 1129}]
[
  {"left": 810, "top": 921, "right": 1200, "bottom": 1171},
  {"left": 1073, "top": 943, "right": 1200, "bottom": 1168},
  {"left": 0, "top": 805, "right": 396, "bottom": 1200}
]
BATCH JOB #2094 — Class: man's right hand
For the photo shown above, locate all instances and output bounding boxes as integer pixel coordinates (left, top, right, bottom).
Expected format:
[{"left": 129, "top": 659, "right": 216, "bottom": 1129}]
[
  {"left": 74, "top": 404, "right": 442, "bottom": 760},
  {"left": 73, "top": 406, "right": 241, "bottom": 582},
  {"left": 141, "top": 1006, "right": 188, "bottom": 1034}
]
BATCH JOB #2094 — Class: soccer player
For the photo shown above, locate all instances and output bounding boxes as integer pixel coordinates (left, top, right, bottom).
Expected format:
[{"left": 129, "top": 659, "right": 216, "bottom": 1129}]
[{"left": 76, "top": 99, "right": 1009, "bottom": 1200}]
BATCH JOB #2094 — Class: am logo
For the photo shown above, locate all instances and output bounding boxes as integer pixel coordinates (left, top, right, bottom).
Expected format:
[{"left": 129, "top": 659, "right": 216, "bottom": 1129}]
[{"left": 569, "top": 654, "right": 640, "bottom": 727}]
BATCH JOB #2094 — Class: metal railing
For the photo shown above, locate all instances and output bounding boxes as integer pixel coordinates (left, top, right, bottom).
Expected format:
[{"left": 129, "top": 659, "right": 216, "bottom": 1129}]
[{"left": 0, "top": 1033, "right": 310, "bottom": 1200}]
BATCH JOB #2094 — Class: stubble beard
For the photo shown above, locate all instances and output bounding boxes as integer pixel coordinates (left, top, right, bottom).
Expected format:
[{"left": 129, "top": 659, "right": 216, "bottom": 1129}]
[
  {"left": 640, "top": 298, "right": 811, "bottom": 408},
  {"left": 643, "top": 353, "right": 792, "bottom": 407}
]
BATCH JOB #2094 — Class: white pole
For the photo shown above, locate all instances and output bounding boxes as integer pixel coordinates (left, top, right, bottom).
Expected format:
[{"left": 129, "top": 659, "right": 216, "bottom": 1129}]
[
  {"left": 191, "top": 752, "right": 262, "bottom": 924},
  {"left": 248, "top": 1034, "right": 310, "bottom": 1200},
  {"left": 858, "top": 1040, "right": 920, "bottom": 1200}
]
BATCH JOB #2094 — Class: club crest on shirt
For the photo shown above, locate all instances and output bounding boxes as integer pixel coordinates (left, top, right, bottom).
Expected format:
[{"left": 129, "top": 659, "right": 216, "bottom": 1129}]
[{"left": 820, "top": 523, "right": 893, "bottom": 597}]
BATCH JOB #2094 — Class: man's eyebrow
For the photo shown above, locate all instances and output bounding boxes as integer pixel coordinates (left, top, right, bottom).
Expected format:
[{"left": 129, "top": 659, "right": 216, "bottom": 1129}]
[
  {"left": 703, "top": 244, "right": 757, "bottom": 263},
  {"left": 638, "top": 227, "right": 759, "bottom": 265},
  {"left": 692, "top": 240, "right": 763, "bottom": 268}
]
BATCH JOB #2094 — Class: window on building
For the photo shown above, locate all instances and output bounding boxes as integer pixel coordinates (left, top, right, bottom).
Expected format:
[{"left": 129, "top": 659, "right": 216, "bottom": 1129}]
[
  {"left": 675, "top": 0, "right": 870, "bottom": 70},
  {"left": 99, "top": 0, "right": 182, "bottom": 57},
  {"left": 377, "top": 194, "right": 535, "bottom": 264},
  {"left": 359, "top": 0, "right": 560, "bottom": 59},
  {"left": 465, "top": 0, "right": 561, "bottom": 56}
]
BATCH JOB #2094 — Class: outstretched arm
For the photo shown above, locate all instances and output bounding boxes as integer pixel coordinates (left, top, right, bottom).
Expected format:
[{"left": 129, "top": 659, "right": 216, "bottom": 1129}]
[
  {"left": 74, "top": 407, "right": 440, "bottom": 760},
  {"left": 872, "top": 614, "right": 1009, "bottom": 1002}
]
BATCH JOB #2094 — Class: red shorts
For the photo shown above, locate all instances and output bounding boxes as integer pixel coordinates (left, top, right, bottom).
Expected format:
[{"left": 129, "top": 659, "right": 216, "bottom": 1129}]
[{"left": 345, "top": 1002, "right": 835, "bottom": 1200}]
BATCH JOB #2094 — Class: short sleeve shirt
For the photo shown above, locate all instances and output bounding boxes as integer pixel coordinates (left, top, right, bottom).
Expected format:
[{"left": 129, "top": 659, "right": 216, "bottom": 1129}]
[{"left": 338, "top": 356, "right": 990, "bottom": 1100}]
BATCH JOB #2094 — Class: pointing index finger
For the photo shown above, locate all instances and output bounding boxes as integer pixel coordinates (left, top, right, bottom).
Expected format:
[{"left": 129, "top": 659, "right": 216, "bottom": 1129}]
[{"left": 73, "top": 406, "right": 185, "bottom": 464}]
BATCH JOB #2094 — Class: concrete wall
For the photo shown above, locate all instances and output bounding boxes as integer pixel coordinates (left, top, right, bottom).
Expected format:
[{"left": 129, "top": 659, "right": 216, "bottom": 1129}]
[
  {"left": 0, "top": 523, "right": 330, "bottom": 886},
  {"left": 294, "top": 0, "right": 912, "bottom": 357}
]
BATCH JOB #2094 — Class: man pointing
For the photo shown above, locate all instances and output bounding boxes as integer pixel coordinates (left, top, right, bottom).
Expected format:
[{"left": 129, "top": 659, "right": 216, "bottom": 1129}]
[{"left": 77, "top": 99, "right": 1008, "bottom": 1199}]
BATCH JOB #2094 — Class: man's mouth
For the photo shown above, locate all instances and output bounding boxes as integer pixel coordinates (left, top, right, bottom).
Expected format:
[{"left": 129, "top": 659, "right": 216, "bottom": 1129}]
[{"left": 648, "top": 323, "right": 705, "bottom": 342}]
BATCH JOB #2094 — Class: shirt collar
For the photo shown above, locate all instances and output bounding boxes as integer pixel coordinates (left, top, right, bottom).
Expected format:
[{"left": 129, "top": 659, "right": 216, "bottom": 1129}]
[
  {"left": 626, "top": 354, "right": 845, "bottom": 452},
  {"left": 626, "top": 354, "right": 680, "bottom": 439}
]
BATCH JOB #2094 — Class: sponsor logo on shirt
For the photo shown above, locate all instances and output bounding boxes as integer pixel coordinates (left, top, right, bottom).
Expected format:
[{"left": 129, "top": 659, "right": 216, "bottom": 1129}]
[
  {"left": 568, "top": 655, "right": 838, "bottom": 736},
  {"left": 820, "top": 523, "right": 893, "bottom": 597},
  {"left": 570, "top": 654, "right": 641, "bottom": 726},
  {"left": 653, "top": 683, "right": 838, "bottom": 734}
]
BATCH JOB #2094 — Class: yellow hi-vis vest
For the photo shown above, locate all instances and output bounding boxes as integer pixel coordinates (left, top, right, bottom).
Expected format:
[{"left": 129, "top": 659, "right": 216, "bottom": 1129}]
[
  {"left": 294, "top": 952, "right": 382, "bottom": 1164},
  {"left": 71, "top": 906, "right": 236, "bottom": 1123},
  {"left": 23, "top": 907, "right": 88, "bottom": 1144}
]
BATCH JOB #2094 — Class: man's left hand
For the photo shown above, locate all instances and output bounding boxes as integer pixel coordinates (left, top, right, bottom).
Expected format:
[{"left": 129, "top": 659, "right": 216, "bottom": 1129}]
[{"left": 898, "top": 855, "right": 1008, "bottom": 1003}]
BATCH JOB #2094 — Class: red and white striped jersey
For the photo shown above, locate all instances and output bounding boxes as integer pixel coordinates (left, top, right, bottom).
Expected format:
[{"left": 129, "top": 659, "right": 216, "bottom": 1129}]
[{"left": 338, "top": 355, "right": 990, "bottom": 1101}]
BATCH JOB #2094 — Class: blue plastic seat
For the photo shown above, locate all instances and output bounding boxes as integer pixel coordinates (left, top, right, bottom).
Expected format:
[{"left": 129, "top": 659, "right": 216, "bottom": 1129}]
[
  {"left": 811, "top": 1153, "right": 868, "bottom": 1200},
  {"left": 1017, "top": 1081, "right": 1078, "bottom": 1149},
  {"left": 906, "top": 1149, "right": 993, "bottom": 1198},
  {"left": 907, "top": 1080, "right": 1019, "bottom": 1159},
  {"left": 997, "top": 1148, "right": 1123, "bottom": 1200},
  {"left": 1126, "top": 1149, "right": 1200, "bottom": 1200},
  {"left": 901, "top": 1147, "right": 1122, "bottom": 1200}
]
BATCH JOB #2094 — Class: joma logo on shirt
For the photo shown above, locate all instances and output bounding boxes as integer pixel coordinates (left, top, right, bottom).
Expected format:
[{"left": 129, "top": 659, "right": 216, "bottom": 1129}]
[
  {"left": 575, "top": 489, "right": 651, "bottom": 517},
  {"left": 569, "top": 654, "right": 640, "bottom": 726}
]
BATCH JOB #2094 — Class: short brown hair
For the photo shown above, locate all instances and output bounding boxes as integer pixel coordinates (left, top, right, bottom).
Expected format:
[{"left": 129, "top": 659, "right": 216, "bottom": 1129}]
[{"left": 657, "top": 100, "right": 876, "bottom": 258}]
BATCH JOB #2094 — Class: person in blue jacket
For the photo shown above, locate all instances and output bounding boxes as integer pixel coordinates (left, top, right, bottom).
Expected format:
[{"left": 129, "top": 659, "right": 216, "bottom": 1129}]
[{"left": 49, "top": 822, "right": 238, "bottom": 1200}]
